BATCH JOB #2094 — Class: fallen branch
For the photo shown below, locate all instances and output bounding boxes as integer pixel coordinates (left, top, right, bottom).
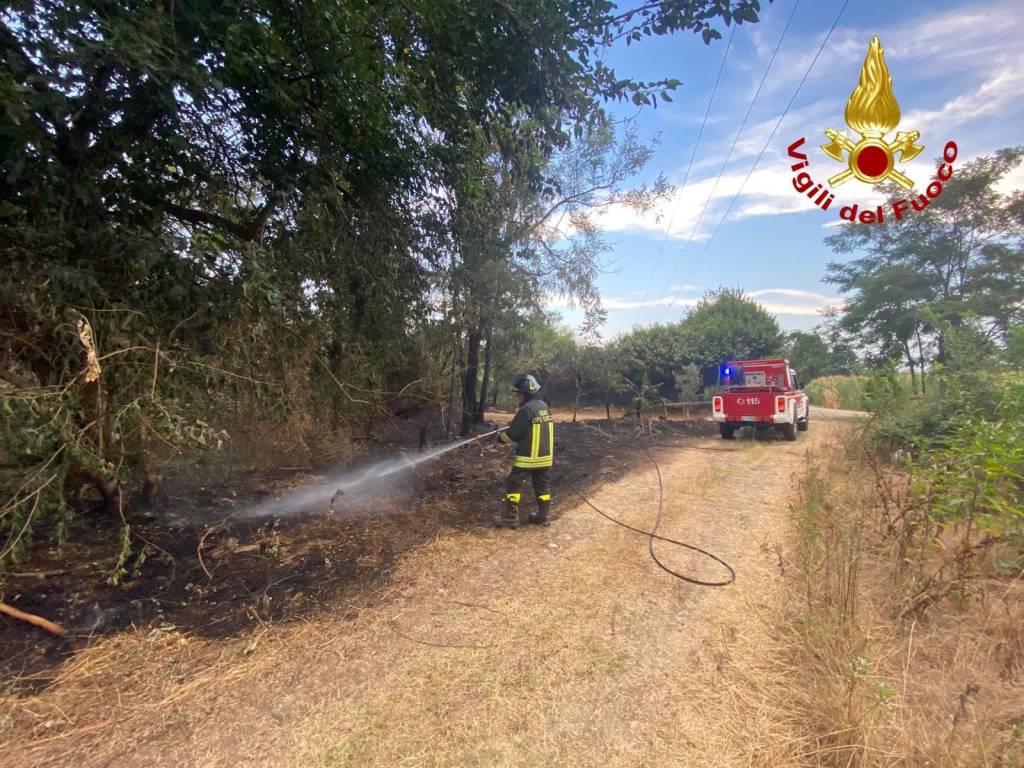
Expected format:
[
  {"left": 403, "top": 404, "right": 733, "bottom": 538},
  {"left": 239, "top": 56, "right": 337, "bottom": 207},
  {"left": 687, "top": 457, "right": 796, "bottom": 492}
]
[
  {"left": 7, "top": 569, "right": 67, "bottom": 579},
  {"left": 197, "top": 525, "right": 220, "bottom": 581},
  {"left": 0, "top": 601, "right": 65, "bottom": 636}
]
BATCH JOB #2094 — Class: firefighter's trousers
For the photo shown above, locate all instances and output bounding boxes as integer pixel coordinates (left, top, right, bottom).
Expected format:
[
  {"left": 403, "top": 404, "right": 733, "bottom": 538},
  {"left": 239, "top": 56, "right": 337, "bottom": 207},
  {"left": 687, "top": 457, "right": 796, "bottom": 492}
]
[{"left": 504, "top": 467, "right": 552, "bottom": 513}]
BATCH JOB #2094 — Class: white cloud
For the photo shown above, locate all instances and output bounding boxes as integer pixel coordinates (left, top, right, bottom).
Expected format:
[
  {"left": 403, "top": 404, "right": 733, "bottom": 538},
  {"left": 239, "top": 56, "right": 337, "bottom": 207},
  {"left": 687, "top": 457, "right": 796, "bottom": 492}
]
[
  {"left": 600, "top": 296, "right": 700, "bottom": 311},
  {"left": 755, "top": 301, "right": 841, "bottom": 317},
  {"left": 699, "top": 100, "right": 838, "bottom": 173},
  {"left": 734, "top": 195, "right": 816, "bottom": 219},
  {"left": 748, "top": 289, "right": 847, "bottom": 318},
  {"left": 756, "top": 2, "right": 1024, "bottom": 101},
  {"left": 594, "top": 161, "right": 830, "bottom": 239},
  {"left": 594, "top": 288, "right": 846, "bottom": 319},
  {"left": 885, "top": 7, "right": 1023, "bottom": 70},
  {"left": 748, "top": 288, "right": 835, "bottom": 302},
  {"left": 902, "top": 55, "right": 1024, "bottom": 140}
]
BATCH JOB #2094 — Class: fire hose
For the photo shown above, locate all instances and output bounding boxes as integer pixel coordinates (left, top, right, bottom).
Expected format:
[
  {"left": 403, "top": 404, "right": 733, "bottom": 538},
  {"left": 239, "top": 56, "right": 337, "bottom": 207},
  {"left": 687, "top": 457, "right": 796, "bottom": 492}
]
[
  {"left": 482, "top": 425, "right": 734, "bottom": 586},
  {"left": 391, "top": 428, "right": 735, "bottom": 651},
  {"left": 470, "top": 426, "right": 508, "bottom": 440},
  {"left": 568, "top": 446, "right": 736, "bottom": 587}
]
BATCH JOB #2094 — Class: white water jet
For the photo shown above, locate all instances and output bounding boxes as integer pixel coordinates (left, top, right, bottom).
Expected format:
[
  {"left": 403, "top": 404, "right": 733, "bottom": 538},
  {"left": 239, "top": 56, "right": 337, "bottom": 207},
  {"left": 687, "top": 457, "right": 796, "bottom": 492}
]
[{"left": 238, "top": 434, "right": 487, "bottom": 519}]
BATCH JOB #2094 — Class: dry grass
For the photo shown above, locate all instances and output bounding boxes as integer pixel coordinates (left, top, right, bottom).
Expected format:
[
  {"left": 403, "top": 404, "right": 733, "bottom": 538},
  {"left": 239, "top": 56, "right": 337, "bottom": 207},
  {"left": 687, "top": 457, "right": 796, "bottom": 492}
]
[
  {"left": 764, "top": 435, "right": 1024, "bottom": 767},
  {"left": 5, "top": 413, "right": 963, "bottom": 768}
]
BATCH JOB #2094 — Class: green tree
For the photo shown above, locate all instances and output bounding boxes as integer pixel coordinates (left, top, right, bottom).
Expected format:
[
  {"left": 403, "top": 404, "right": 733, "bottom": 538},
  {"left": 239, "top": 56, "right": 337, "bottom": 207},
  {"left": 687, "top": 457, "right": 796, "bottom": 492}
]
[
  {"left": 1007, "top": 324, "right": 1024, "bottom": 369},
  {"left": 0, "top": 0, "right": 769, "bottom": 566},
  {"left": 785, "top": 330, "right": 859, "bottom": 382},
  {"left": 678, "top": 288, "right": 785, "bottom": 368},
  {"left": 450, "top": 122, "right": 668, "bottom": 433},
  {"left": 825, "top": 147, "right": 1024, "bottom": 387},
  {"left": 612, "top": 323, "right": 691, "bottom": 399},
  {"left": 611, "top": 289, "right": 783, "bottom": 400}
]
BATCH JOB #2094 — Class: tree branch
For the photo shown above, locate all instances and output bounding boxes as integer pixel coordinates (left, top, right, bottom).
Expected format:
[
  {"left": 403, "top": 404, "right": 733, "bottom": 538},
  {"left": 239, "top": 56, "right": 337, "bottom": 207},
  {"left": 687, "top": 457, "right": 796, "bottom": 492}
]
[
  {"left": 0, "top": 601, "right": 65, "bottom": 637},
  {"left": 161, "top": 200, "right": 276, "bottom": 242}
]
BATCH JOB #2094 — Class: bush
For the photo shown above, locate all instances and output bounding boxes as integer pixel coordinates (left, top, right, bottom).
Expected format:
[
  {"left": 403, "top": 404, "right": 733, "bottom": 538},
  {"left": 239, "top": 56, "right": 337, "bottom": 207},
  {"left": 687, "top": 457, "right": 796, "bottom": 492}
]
[
  {"left": 866, "top": 374, "right": 1024, "bottom": 617},
  {"left": 908, "top": 377, "right": 1024, "bottom": 553},
  {"left": 868, "top": 372, "right": 1010, "bottom": 451}
]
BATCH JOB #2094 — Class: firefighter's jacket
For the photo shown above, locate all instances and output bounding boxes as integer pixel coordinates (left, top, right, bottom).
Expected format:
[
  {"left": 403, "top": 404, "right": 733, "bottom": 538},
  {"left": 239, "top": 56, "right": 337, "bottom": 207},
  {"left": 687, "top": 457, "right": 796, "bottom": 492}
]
[{"left": 499, "top": 398, "right": 554, "bottom": 468}]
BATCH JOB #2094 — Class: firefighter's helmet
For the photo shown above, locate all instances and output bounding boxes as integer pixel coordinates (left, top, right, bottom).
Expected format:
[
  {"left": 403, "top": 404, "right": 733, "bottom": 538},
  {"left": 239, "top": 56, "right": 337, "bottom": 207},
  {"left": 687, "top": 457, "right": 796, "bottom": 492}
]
[{"left": 512, "top": 374, "right": 542, "bottom": 395}]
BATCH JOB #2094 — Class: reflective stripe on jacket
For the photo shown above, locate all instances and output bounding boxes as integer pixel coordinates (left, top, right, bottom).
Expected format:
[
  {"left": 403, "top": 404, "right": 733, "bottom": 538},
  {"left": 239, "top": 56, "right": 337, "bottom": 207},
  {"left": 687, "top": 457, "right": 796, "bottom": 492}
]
[{"left": 499, "top": 398, "right": 554, "bottom": 468}]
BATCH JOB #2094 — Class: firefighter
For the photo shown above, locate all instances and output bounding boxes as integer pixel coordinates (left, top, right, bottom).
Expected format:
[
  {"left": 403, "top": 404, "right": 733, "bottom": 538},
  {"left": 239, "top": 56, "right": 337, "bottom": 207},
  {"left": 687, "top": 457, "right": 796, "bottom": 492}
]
[{"left": 496, "top": 374, "right": 554, "bottom": 528}]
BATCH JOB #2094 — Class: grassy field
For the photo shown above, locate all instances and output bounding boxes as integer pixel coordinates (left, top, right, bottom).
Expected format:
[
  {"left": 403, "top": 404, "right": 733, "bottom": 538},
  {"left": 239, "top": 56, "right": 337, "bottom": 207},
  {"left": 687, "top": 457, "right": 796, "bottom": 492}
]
[{"left": 806, "top": 374, "right": 913, "bottom": 411}]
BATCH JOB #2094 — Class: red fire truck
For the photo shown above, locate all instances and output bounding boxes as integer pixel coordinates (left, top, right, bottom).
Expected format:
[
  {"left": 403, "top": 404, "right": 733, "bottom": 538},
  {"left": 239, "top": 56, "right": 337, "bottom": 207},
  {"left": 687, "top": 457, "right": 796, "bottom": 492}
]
[{"left": 711, "top": 358, "right": 809, "bottom": 440}]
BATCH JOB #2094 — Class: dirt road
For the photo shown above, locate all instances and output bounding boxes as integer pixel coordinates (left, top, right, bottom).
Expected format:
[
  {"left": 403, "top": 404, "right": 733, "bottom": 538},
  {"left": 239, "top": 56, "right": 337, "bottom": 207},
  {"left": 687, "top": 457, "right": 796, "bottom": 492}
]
[{"left": 8, "top": 409, "right": 861, "bottom": 767}]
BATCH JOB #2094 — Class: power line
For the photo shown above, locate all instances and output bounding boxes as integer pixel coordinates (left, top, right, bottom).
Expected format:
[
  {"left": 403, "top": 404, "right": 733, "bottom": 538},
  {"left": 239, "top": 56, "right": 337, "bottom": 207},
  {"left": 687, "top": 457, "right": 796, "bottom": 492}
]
[
  {"left": 658, "top": 0, "right": 851, "bottom": 322},
  {"left": 632, "top": 22, "right": 737, "bottom": 327},
  {"left": 653, "top": 0, "right": 803, "bottom": 322}
]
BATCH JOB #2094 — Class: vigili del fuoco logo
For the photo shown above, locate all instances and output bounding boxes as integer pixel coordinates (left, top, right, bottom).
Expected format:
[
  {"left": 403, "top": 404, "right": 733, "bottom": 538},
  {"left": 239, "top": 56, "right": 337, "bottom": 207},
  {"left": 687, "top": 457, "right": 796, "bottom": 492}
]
[{"left": 786, "top": 35, "right": 959, "bottom": 225}]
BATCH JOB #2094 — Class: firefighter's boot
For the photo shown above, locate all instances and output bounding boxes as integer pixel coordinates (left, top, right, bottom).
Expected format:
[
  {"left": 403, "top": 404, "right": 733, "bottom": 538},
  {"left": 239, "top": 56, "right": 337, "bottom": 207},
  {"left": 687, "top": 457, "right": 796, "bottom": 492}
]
[
  {"left": 495, "top": 493, "right": 521, "bottom": 528},
  {"left": 528, "top": 495, "right": 551, "bottom": 526}
]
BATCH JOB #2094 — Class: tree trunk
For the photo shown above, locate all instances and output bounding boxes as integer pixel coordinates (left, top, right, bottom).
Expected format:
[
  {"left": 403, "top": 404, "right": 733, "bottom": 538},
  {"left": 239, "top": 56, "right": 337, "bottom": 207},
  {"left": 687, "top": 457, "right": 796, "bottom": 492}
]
[
  {"left": 476, "top": 325, "right": 492, "bottom": 424},
  {"left": 460, "top": 325, "right": 482, "bottom": 436},
  {"left": 445, "top": 330, "right": 462, "bottom": 436},
  {"left": 327, "top": 337, "right": 344, "bottom": 430},
  {"left": 914, "top": 326, "right": 927, "bottom": 394},
  {"left": 904, "top": 341, "right": 918, "bottom": 394}
]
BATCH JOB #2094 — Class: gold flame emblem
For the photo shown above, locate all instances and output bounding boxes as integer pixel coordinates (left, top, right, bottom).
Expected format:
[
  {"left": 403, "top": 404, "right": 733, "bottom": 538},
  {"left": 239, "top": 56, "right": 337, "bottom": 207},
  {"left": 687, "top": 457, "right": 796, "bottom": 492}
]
[{"left": 821, "top": 35, "right": 923, "bottom": 189}]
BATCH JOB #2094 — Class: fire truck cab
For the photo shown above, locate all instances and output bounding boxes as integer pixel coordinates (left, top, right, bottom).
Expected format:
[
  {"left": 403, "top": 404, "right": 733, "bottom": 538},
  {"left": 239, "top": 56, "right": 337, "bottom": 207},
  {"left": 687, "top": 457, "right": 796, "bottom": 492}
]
[{"left": 711, "top": 358, "right": 809, "bottom": 441}]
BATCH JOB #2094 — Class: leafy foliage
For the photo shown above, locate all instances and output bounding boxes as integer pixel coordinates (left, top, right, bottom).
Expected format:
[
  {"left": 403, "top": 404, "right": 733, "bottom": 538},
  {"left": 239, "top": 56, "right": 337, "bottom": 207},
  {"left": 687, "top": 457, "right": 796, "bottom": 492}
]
[
  {"left": 678, "top": 288, "right": 784, "bottom": 367},
  {"left": 862, "top": 374, "right": 1024, "bottom": 619},
  {"left": 910, "top": 379, "right": 1024, "bottom": 546},
  {"left": 509, "top": 289, "right": 784, "bottom": 407},
  {"left": 612, "top": 289, "right": 783, "bottom": 399},
  {"left": 1, "top": 1, "right": 767, "bottom": 567},
  {"left": 825, "top": 148, "right": 1024, "bottom": 389},
  {"left": 785, "top": 330, "right": 859, "bottom": 383}
]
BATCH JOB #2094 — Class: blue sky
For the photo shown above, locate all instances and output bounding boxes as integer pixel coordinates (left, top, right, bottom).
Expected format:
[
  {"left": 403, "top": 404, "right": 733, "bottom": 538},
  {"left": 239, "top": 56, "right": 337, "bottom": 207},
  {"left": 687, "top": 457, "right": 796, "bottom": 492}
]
[{"left": 549, "top": 0, "right": 1024, "bottom": 337}]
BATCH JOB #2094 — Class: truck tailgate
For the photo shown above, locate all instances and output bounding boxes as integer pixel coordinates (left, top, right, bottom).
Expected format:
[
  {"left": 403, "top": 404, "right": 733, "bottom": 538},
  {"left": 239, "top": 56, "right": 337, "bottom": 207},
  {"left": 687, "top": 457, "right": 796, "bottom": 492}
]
[{"left": 723, "top": 391, "right": 773, "bottom": 421}]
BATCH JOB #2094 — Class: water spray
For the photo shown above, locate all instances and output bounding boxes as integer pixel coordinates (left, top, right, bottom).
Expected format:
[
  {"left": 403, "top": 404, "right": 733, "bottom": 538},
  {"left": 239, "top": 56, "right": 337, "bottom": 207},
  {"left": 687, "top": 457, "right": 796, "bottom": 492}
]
[{"left": 241, "top": 426, "right": 508, "bottom": 519}]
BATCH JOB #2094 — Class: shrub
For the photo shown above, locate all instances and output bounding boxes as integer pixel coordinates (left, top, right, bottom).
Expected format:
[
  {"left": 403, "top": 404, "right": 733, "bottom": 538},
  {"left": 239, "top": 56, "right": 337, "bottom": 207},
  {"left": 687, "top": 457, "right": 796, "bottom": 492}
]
[
  {"left": 905, "top": 379, "right": 1024, "bottom": 590},
  {"left": 864, "top": 375, "right": 1024, "bottom": 617},
  {"left": 869, "top": 372, "right": 1010, "bottom": 451}
]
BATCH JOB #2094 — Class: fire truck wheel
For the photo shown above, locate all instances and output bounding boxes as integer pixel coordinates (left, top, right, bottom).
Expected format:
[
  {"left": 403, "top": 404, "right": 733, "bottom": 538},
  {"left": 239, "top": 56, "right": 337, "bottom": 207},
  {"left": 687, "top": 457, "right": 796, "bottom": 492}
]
[
  {"left": 782, "top": 422, "right": 797, "bottom": 441},
  {"left": 797, "top": 415, "right": 809, "bottom": 432},
  {"left": 719, "top": 424, "right": 736, "bottom": 440}
]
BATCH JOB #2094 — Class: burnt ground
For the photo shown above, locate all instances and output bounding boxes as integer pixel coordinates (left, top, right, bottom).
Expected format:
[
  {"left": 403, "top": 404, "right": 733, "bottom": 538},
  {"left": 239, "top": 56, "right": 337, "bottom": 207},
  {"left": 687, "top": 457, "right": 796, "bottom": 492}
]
[{"left": 0, "top": 415, "right": 718, "bottom": 692}]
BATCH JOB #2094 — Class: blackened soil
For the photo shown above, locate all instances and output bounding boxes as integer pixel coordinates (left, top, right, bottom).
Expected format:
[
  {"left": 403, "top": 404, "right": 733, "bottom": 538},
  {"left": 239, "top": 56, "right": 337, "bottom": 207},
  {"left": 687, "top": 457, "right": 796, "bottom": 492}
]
[{"left": 0, "top": 418, "right": 717, "bottom": 691}]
